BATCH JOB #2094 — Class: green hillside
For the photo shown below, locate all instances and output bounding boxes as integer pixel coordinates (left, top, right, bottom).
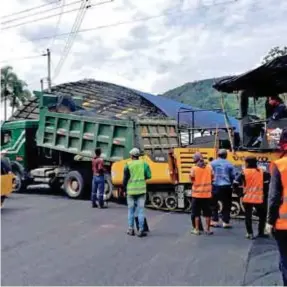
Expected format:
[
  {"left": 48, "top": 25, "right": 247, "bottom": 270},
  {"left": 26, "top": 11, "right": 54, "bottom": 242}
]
[{"left": 162, "top": 78, "right": 264, "bottom": 118}]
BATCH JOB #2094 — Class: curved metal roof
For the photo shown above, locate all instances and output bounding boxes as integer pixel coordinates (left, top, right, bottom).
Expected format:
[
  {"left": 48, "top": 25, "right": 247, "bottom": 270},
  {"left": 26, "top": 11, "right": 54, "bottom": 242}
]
[
  {"left": 10, "top": 79, "right": 238, "bottom": 130},
  {"left": 134, "top": 90, "right": 239, "bottom": 131}
]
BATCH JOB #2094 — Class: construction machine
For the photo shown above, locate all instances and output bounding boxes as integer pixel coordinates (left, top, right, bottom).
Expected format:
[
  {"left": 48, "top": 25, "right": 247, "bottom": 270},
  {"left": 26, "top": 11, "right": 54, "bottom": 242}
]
[{"left": 111, "top": 55, "right": 287, "bottom": 217}]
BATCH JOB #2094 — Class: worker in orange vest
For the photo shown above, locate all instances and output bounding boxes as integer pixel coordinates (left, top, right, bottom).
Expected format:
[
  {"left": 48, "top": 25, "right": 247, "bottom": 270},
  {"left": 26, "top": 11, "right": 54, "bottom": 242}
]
[
  {"left": 190, "top": 152, "right": 214, "bottom": 235},
  {"left": 234, "top": 156, "right": 270, "bottom": 239},
  {"left": 267, "top": 128, "right": 287, "bottom": 286}
]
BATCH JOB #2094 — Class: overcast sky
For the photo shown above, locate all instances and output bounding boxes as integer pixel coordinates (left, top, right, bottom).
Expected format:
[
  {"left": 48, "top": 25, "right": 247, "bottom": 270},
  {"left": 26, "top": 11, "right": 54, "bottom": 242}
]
[{"left": 0, "top": 0, "right": 287, "bottom": 102}]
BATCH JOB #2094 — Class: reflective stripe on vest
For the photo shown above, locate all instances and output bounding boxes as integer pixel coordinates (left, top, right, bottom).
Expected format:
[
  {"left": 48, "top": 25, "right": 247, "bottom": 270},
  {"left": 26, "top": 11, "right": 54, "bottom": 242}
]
[
  {"left": 126, "top": 160, "right": 147, "bottom": 195},
  {"left": 191, "top": 165, "right": 212, "bottom": 199},
  {"left": 242, "top": 168, "right": 264, "bottom": 204},
  {"left": 274, "top": 157, "right": 287, "bottom": 230}
]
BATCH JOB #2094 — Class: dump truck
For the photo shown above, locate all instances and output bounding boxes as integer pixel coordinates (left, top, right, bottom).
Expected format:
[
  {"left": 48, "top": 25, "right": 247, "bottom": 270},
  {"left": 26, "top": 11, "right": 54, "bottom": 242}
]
[
  {"left": 0, "top": 91, "right": 179, "bottom": 200},
  {"left": 112, "top": 55, "right": 287, "bottom": 217}
]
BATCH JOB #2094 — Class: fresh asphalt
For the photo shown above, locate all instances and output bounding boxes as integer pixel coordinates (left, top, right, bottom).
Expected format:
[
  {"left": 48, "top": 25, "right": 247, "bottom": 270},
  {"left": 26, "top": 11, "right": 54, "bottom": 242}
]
[{"left": 1, "top": 191, "right": 282, "bottom": 286}]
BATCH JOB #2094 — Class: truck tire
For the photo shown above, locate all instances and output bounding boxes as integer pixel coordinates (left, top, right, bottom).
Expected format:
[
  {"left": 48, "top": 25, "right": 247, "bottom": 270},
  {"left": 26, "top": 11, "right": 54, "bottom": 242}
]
[
  {"left": 104, "top": 174, "right": 113, "bottom": 201},
  {"left": 64, "top": 171, "right": 85, "bottom": 199},
  {"left": 11, "top": 162, "right": 26, "bottom": 193}
]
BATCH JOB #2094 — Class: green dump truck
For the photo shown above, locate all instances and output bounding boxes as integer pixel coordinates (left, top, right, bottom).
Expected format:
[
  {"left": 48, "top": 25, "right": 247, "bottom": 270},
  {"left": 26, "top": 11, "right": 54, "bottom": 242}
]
[{"left": 0, "top": 91, "right": 178, "bottom": 199}]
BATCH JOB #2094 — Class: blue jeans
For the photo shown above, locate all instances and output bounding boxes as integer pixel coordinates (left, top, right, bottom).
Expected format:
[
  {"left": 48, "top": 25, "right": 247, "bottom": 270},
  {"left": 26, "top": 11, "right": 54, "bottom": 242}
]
[
  {"left": 127, "top": 194, "right": 146, "bottom": 231},
  {"left": 91, "top": 175, "right": 105, "bottom": 206},
  {"left": 275, "top": 231, "right": 287, "bottom": 286}
]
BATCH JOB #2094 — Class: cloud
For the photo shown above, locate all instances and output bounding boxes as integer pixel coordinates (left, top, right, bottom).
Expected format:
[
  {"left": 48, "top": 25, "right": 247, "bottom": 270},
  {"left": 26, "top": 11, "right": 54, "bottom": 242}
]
[{"left": 0, "top": 0, "right": 286, "bottom": 119}]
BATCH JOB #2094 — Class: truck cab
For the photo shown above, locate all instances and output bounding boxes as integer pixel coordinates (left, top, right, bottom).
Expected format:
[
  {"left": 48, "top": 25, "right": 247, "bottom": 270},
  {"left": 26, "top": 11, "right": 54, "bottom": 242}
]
[{"left": 1, "top": 120, "right": 39, "bottom": 191}]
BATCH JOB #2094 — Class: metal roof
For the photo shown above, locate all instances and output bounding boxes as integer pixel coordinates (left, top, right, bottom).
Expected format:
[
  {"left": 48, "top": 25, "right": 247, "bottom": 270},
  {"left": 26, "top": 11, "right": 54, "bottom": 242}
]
[
  {"left": 10, "top": 79, "right": 238, "bottom": 130},
  {"left": 134, "top": 90, "right": 239, "bottom": 130},
  {"left": 213, "top": 55, "right": 287, "bottom": 95}
]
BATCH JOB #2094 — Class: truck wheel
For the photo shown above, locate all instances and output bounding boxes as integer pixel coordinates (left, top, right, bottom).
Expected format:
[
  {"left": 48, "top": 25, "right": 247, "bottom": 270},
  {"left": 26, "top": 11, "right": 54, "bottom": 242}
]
[
  {"left": 13, "top": 170, "right": 23, "bottom": 193},
  {"left": 104, "top": 174, "right": 113, "bottom": 201},
  {"left": 64, "top": 171, "right": 85, "bottom": 199}
]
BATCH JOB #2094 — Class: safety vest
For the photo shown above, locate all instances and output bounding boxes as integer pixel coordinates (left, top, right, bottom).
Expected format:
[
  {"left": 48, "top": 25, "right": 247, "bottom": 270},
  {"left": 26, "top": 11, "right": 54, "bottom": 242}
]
[
  {"left": 242, "top": 168, "right": 264, "bottom": 204},
  {"left": 191, "top": 165, "right": 212, "bottom": 199},
  {"left": 126, "top": 160, "right": 147, "bottom": 196},
  {"left": 274, "top": 157, "right": 287, "bottom": 230}
]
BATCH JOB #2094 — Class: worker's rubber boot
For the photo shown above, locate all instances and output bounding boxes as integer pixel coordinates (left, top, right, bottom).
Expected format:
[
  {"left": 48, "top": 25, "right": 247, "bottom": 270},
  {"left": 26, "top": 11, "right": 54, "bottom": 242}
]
[
  {"left": 222, "top": 222, "right": 232, "bottom": 229},
  {"left": 127, "top": 228, "right": 135, "bottom": 236},
  {"left": 211, "top": 221, "right": 221, "bottom": 228},
  {"left": 246, "top": 233, "right": 254, "bottom": 240},
  {"left": 137, "top": 230, "right": 147, "bottom": 237}
]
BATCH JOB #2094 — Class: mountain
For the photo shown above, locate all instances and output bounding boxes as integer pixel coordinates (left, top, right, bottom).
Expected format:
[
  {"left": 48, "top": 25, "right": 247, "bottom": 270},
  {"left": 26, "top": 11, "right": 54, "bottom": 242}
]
[{"left": 161, "top": 78, "right": 264, "bottom": 118}]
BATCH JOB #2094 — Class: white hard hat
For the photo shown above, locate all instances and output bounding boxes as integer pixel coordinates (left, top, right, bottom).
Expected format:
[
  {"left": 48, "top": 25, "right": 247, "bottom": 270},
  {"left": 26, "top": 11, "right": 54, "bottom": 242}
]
[{"left": 129, "top": 148, "right": 140, "bottom": 157}]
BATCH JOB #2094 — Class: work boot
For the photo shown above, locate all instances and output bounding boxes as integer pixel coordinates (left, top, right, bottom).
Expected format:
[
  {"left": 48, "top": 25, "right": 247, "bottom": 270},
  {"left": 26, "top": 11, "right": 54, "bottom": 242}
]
[
  {"left": 222, "top": 222, "right": 232, "bottom": 229},
  {"left": 211, "top": 221, "right": 221, "bottom": 228},
  {"left": 127, "top": 228, "right": 135, "bottom": 236},
  {"left": 245, "top": 233, "right": 254, "bottom": 240},
  {"left": 137, "top": 230, "right": 147, "bottom": 237}
]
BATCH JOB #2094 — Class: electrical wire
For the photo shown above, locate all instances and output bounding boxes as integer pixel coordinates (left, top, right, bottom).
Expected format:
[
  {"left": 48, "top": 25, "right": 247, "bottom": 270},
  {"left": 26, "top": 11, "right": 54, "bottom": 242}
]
[
  {"left": 0, "top": 54, "right": 44, "bottom": 64},
  {"left": 25, "top": 6, "right": 210, "bottom": 43},
  {"left": 1, "top": 0, "right": 112, "bottom": 30},
  {"left": 1, "top": 0, "right": 81, "bottom": 25},
  {"left": 53, "top": 0, "right": 92, "bottom": 80},
  {"left": 50, "top": 0, "right": 66, "bottom": 48},
  {"left": 0, "top": 0, "right": 60, "bottom": 19}
]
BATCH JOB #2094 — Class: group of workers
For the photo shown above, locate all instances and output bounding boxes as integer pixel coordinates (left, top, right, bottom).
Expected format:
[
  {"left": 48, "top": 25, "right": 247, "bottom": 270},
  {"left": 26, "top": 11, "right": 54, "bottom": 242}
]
[{"left": 90, "top": 129, "right": 287, "bottom": 286}]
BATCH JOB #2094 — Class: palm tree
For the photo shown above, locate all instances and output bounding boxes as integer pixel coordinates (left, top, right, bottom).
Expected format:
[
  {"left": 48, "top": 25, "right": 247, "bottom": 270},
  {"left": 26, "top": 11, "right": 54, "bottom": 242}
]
[{"left": 1, "top": 66, "right": 31, "bottom": 120}]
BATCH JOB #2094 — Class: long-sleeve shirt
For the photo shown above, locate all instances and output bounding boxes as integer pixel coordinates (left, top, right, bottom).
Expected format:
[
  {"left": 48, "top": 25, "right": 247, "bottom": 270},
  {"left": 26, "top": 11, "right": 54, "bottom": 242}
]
[
  {"left": 123, "top": 161, "right": 151, "bottom": 191},
  {"left": 267, "top": 165, "right": 283, "bottom": 225},
  {"left": 211, "top": 158, "right": 235, "bottom": 186},
  {"left": 233, "top": 169, "right": 270, "bottom": 203}
]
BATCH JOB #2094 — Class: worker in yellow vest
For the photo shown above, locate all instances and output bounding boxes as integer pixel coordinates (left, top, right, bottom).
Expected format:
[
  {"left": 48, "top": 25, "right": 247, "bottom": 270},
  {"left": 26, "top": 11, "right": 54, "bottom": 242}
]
[
  {"left": 123, "top": 148, "right": 151, "bottom": 237},
  {"left": 190, "top": 152, "right": 214, "bottom": 235},
  {"left": 234, "top": 156, "right": 270, "bottom": 239},
  {"left": 267, "top": 128, "right": 287, "bottom": 286}
]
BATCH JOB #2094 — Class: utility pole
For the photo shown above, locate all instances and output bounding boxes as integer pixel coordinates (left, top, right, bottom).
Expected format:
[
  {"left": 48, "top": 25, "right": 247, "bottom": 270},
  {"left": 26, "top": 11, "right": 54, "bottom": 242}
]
[
  {"left": 47, "top": 48, "right": 51, "bottom": 93},
  {"left": 40, "top": 79, "right": 44, "bottom": 92},
  {"left": 42, "top": 48, "right": 52, "bottom": 93}
]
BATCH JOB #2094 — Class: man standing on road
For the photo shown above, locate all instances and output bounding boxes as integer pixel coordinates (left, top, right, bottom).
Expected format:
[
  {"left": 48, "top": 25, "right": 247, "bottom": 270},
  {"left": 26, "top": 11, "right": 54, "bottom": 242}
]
[
  {"left": 123, "top": 148, "right": 151, "bottom": 237},
  {"left": 267, "top": 129, "right": 287, "bottom": 286},
  {"left": 190, "top": 152, "right": 213, "bottom": 235},
  {"left": 234, "top": 156, "right": 270, "bottom": 239},
  {"left": 210, "top": 149, "right": 235, "bottom": 228},
  {"left": 91, "top": 148, "right": 106, "bottom": 208}
]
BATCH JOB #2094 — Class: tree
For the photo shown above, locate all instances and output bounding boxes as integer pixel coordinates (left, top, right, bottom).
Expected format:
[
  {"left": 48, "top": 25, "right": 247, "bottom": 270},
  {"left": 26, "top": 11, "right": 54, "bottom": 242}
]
[
  {"left": 1, "top": 66, "right": 31, "bottom": 120},
  {"left": 262, "top": 46, "right": 287, "bottom": 64}
]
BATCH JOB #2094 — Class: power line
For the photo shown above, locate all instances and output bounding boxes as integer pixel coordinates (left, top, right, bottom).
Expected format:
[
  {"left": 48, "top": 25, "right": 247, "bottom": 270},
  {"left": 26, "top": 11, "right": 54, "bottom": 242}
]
[
  {"left": 1, "top": 0, "right": 81, "bottom": 25},
  {"left": 1, "top": 0, "right": 112, "bottom": 30},
  {"left": 50, "top": 0, "right": 66, "bottom": 48},
  {"left": 53, "top": 0, "right": 92, "bottom": 79},
  {"left": 0, "top": 54, "right": 44, "bottom": 64},
  {"left": 0, "top": 0, "right": 60, "bottom": 19}
]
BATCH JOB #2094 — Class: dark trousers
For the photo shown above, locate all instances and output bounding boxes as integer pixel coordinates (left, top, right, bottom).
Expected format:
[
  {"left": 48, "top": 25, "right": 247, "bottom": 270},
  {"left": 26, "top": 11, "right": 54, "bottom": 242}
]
[
  {"left": 243, "top": 203, "right": 266, "bottom": 235},
  {"left": 211, "top": 185, "right": 232, "bottom": 224},
  {"left": 274, "top": 231, "right": 287, "bottom": 286},
  {"left": 91, "top": 175, "right": 105, "bottom": 206}
]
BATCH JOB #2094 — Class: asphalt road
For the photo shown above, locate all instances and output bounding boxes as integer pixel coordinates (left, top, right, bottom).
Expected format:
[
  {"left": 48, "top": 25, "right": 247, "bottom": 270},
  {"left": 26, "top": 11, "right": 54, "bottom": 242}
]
[{"left": 1, "top": 192, "right": 283, "bottom": 286}]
